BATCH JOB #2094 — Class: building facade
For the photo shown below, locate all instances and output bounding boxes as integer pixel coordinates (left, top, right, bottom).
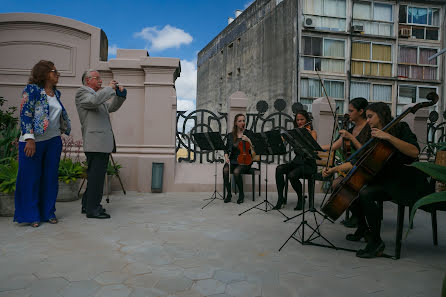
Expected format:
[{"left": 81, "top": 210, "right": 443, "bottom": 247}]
[{"left": 197, "top": 0, "right": 446, "bottom": 116}]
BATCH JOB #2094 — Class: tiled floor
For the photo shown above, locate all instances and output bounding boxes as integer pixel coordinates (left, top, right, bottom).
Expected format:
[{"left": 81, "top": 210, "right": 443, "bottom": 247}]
[{"left": 0, "top": 192, "right": 444, "bottom": 297}]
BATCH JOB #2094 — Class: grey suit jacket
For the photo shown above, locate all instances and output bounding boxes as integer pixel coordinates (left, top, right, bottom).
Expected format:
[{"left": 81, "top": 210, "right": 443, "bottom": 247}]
[{"left": 75, "top": 86, "right": 126, "bottom": 153}]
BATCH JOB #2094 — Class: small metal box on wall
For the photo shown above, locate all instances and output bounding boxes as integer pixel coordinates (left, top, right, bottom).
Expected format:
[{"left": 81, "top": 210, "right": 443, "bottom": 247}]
[{"left": 151, "top": 162, "right": 164, "bottom": 193}]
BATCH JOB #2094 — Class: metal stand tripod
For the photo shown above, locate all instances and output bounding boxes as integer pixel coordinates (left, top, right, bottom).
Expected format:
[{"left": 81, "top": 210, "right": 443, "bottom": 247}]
[{"left": 202, "top": 151, "right": 224, "bottom": 209}]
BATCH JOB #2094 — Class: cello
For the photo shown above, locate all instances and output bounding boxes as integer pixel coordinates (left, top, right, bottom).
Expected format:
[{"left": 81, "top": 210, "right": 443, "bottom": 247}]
[{"left": 321, "top": 92, "right": 439, "bottom": 221}]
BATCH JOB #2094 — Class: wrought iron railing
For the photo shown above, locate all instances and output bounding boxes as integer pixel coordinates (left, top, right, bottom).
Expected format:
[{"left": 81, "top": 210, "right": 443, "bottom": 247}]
[
  {"left": 425, "top": 110, "right": 446, "bottom": 160},
  {"left": 176, "top": 99, "right": 310, "bottom": 164}
]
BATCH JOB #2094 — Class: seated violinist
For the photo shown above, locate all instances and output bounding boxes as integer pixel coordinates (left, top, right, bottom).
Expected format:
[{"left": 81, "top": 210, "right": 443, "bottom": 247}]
[
  {"left": 322, "top": 102, "right": 432, "bottom": 258},
  {"left": 273, "top": 110, "right": 317, "bottom": 210},
  {"left": 320, "top": 97, "right": 371, "bottom": 228},
  {"left": 320, "top": 97, "right": 370, "bottom": 155},
  {"left": 223, "top": 114, "right": 254, "bottom": 204}
]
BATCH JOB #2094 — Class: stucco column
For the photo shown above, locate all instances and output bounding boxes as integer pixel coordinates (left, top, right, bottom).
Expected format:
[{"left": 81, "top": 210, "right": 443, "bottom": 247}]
[
  {"left": 312, "top": 97, "right": 337, "bottom": 146},
  {"left": 135, "top": 57, "right": 180, "bottom": 192},
  {"left": 227, "top": 91, "right": 249, "bottom": 131},
  {"left": 401, "top": 104, "right": 430, "bottom": 150}
]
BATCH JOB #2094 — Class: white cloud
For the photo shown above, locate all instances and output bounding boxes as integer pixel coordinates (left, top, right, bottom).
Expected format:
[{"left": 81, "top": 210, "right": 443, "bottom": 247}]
[
  {"left": 244, "top": 1, "right": 254, "bottom": 9},
  {"left": 134, "top": 25, "right": 193, "bottom": 52},
  {"left": 177, "top": 99, "right": 195, "bottom": 112},
  {"left": 108, "top": 44, "right": 118, "bottom": 56},
  {"left": 175, "top": 59, "right": 197, "bottom": 100}
]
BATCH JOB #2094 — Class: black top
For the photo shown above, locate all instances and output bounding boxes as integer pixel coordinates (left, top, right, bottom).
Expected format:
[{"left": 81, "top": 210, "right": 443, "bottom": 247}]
[
  {"left": 354, "top": 122, "right": 432, "bottom": 205},
  {"left": 348, "top": 124, "right": 371, "bottom": 147},
  {"left": 225, "top": 131, "right": 253, "bottom": 165},
  {"left": 291, "top": 129, "right": 317, "bottom": 171}
]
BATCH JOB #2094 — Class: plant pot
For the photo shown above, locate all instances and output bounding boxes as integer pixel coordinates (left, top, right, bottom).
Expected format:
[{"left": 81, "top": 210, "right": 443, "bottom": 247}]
[
  {"left": 0, "top": 192, "right": 15, "bottom": 217},
  {"left": 57, "top": 180, "right": 81, "bottom": 202},
  {"left": 103, "top": 175, "right": 113, "bottom": 195}
]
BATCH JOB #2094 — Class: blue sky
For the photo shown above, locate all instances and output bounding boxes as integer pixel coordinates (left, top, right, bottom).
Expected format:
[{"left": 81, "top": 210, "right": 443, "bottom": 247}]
[{"left": 1, "top": 0, "right": 254, "bottom": 111}]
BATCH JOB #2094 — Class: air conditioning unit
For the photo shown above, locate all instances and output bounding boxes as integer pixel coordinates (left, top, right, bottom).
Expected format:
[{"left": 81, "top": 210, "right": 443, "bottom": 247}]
[
  {"left": 352, "top": 25, "right": 364, "bottom": 33},
  {"left": 304, "top": 16, "right": 315, "bottom": 28},
  {"left": 399, "top": 28, "right": 411, "bottom": 37}
]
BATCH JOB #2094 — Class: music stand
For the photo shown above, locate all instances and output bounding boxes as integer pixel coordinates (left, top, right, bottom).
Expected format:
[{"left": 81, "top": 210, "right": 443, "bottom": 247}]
[
  {"left": 193, "top": 132, "right": 226, "bottom": 209},
  {"left": 279, "top": 127, "right": 340, "bottom": 251},
  {"left": 238, "top": 130, "right": 288, "bottom": 218}
]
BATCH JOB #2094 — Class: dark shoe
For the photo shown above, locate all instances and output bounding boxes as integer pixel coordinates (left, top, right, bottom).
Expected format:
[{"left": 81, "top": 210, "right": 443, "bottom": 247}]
[
  {"left": 86, "top": 212, "right": 111, "bottom": 219},
  {"left": 236, "top": 195, "right": 244, "bottom": 204},
  {"left": 346, "top": 228, "right": 368, "bottom": 242},
  {"left": 48, "top": 217, "right": 58, "bottom": 224},
  {"left": 224, "top": 195, "right": 232, "bottom": 203},
  {"left": 341, "top": 215, "right": 358, "bottom": 228},
  {"left": 294, "top": 198, "right": 305, "bottom": 211},
  {"left": 356, "top": 240, "right": 385, "bottom": 259},
  {"left": 273, "top": 197, "right": 284, "bottom": 210},
  {"left": 82, "top": 206, "right": 106, "bottom": 214}
]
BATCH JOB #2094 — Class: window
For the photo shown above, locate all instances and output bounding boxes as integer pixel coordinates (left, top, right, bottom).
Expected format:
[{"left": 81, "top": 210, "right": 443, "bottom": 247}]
[
  {"left": 302, "top": 36, "right": 345, "bottom": 73},
  {"left": 350, "top": 82, "right": 392, "bottom": 102},
  {"left": 351, "top": 42, "right": 392, "bottom": 77},
  {"left": 353, "top": 1, "right": 393, "bottom": 36},
  {"left": 301, "top": 78, "right": 345, "bottom": 113},
  {"left": 398, "top": 5, "right": 440, "bottom": 40},
  {"left": 398, "top": 46, "right": 438, "bottom": 80},
  {"left": 303, "top": 0, "right": 346, "bottom": 31},
  {"left": 397, "top": 85, "right": 437, "bottom": 114}
]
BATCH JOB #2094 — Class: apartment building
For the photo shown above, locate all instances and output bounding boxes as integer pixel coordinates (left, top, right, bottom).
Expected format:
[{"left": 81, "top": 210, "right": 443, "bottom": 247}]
[{"left": 197, "top": 0, "right": 446, "bottom": 115}]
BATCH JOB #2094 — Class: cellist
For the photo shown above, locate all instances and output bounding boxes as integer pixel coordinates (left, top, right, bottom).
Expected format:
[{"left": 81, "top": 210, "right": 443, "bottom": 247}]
[
  {"left": 322, "top": 102, "right": 433, "bottom": 258},
  {"left": 223, "top": 114, "right": 254, "bottom": 204}
]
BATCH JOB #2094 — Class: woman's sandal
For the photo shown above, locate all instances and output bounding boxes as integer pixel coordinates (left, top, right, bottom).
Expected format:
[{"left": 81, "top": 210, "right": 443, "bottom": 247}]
[
  {"left": 48, "top": 218, "right": 58, "bottom": 224},
  {"left": 31, "top": 222, "right": 40, "bottom": 228}
]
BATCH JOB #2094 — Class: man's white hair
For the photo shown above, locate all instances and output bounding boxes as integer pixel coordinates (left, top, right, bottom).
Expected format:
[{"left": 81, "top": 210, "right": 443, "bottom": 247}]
[{"left": 81, "top": 69, "right": 97, "bottom": 85}]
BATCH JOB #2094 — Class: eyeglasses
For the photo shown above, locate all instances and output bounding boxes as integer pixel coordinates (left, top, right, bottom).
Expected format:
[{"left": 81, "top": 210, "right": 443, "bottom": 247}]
[
  {"left": 51, "top": 69, "right": 60, "bottom": 76},
  {"left": 91, "top": 76, "right": 102, "bottom": 81}
]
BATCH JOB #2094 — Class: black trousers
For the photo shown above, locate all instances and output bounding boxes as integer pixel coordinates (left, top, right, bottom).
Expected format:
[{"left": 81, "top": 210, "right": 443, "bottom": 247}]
[
  {"left": 350, "top": 184, "right": 392, "bottom": 243},
  {"left": 82, "top": 152, "right": 109, "bottom": 215},
  {"left": 275, "top": 162, "right": 315, "bottom": 202}
]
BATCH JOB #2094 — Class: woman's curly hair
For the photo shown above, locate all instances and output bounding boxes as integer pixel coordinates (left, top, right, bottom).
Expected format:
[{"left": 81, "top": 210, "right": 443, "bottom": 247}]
[{"left": 28, "top": 60, "right": 54, "bottom": 87}]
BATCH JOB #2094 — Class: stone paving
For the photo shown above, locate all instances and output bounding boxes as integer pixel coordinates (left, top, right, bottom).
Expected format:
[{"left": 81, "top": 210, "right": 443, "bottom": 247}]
[{"left": 0, "top": 192, "right": 445, "bottom": 297}]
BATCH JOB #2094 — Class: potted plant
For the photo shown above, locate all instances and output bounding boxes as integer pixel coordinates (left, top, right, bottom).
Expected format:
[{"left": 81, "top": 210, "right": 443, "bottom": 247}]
[
  {"left": 57, "top": 136, "right": 85, "bottom": 202},
  {"left": 0, "top": 97, "right": 19, "bottom": 216},
  {"left": 104, "top": 160, "right": 122, "bottom": 195}
]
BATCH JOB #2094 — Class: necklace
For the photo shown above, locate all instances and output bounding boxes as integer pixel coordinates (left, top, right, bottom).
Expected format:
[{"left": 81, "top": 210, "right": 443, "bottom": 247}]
[{"left": 45, "top": 89, "right": 55, "bottom": 96}]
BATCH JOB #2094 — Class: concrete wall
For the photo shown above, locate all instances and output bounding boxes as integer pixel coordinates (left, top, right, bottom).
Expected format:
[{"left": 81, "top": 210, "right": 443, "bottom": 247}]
[
  {"left": 0, "top": 13, "right": 180, "bottom": 193},
  {"left": 197, "top": 0, "right": 298, "bottom": 115}
]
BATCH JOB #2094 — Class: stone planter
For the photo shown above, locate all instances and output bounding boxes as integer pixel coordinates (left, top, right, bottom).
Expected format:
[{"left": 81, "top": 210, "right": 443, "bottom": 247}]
[
  {"left": 0, "top": 192, "right": 15, "bottom": 217},
  {"left": 57, "top": 180, "right": 81, "bottom": 202},
  {"left": 103, "top": 175, "right": 113, "bottom": 195}
]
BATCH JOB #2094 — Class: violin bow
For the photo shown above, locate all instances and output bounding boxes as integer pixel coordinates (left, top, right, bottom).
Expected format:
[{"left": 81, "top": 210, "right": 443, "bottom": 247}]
[{"left": 316, "top": 69, "right": 339, "bottom": 169}]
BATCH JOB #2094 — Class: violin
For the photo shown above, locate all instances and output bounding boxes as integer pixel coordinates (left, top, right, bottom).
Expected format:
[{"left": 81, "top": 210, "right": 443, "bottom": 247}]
[
  {"left": 322, "top": 92, "right": 439, "bottom": 221},
  {"left": 341, "top": 114, "right": 352, "bottom": 158},
  {"left": 237, "top": 131, "right": 253, "bottom": 165}
]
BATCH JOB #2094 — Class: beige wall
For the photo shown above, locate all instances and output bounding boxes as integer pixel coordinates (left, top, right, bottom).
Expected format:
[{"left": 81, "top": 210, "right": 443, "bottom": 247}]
[{"left": 0, "top": 13, "right": 180, "bottom": 193}]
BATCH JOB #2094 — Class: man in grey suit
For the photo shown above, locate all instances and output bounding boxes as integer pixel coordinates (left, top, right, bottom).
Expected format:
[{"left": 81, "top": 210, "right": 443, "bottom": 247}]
[{"left": 75, "top": 70, "right": 127, "bottom": 219}]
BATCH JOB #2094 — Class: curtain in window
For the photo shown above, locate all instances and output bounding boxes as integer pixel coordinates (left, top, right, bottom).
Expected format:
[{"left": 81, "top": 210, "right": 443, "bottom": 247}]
[
  {"left": 304, "top": 0, "right": 322, "bottom": 14},
  {"left": 409, "top": 7, "right": 427, "bottom": 25},
  {"left": 301, "top": 99, "right": 313, "bottom": 112},
  {"left": 301, "top": 79, "right": 322, "bottom": 98},
  {"left": 335, "top": 100, "right": 344, "bottom": 114},
  {"left": 373, "top": 85, "right": 392, "bottom": 102},
  {"left": 371, "top": 63, "right": 379, "bottom": 76},
  {"left": 351, "top": 61, "right": 364, "bottom": 75},
  {"left": 353, "top": 2, "right": 371, "bottom": 19},
  {"left": 374, "top": 3, "right": 392, "bottom": 22},
  {"left": 423, "top": 67, "right": 437, "bottom": 80},
  {"left": 321, "top": 17, "right": 345, "bottom": 31},
  {"left": 303, "top": 57, "right": 314, "bottom": 71},
  {"left": 325, "top": 81, "right": 344, "bottom": 98},
  {"left": 324, "top": 0, "right": 338, "bottom": 17},
  {"left": 399, "top": 47, "right": 417, "bottom": 63},
  {"left": 431, "top": 9, "right": 440, "bottom": 26},
  {"left": 352, "top": 42, "right": 370, "bottom": 60},
  {"left": 321, "top": 59, "right": 344, "bottom": 73},
  {"left": 419, "top": 48, "right": 437, "bottom": 65},
  {"left": 411, "top": 66, "right": 423, "bottom": 79},
  {"left": 379, "top": 63, "right": 392, "bottom": 77},
  {"left": 335, "top": 0, "right": 346, "bottom": 18},
  {"left": 379, "top": 23, "right": 392, "bottom": 36},
  {"left": 302, "top": 36, "right": 312, "bottom": 55},
  {"left": 372, "top": 44, "right": 391, "bottom": 61},
  {"left": 398, "top": 65, "right": 410, "bottom": 78},
  {"left": 350, "top": 82, "right": 370, "bottom": 100},
  {"left": 324, "top": 39, "right": 345, "bottom": 57}
]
